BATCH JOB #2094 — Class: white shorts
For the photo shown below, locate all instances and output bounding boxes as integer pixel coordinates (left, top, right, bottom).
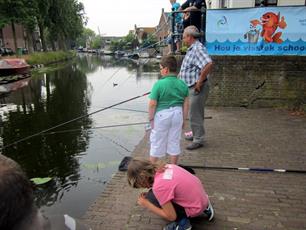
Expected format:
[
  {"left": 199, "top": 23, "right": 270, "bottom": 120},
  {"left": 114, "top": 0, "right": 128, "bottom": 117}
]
[{"left": 150, "top": 106, "right": 183, "bottom": 158}]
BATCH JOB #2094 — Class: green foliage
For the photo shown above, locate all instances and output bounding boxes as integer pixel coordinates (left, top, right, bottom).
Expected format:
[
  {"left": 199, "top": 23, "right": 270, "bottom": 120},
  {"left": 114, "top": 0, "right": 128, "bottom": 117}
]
[
  {"left": 0, "top": 0, "right": 36, "bottom": 31},
  {"left": 75, "top": 27, "right": 96, "bottom": 48},
  {"left": 47, "top": 0, "right": 86, "bottom": 49},
  {"left": 0, "top": 0, "right": 86, "bottom": 51},
  {"left": 91, "top": 36, "right": 102, "bottom": 49},
  {"left": 26, "top": 51, "right": 76, "bottom": 65},
  {"left": 110, "top": 32, "right": 138, "bottom": 52},
  {"left": 181, "top": 45, "right": 188, "bottom": 53},
  {"left": 142, "top": 34, "right": 158, "bottom": 49},
  {"left": 75, "top": 28, "right": 103, "bottom": 49}
]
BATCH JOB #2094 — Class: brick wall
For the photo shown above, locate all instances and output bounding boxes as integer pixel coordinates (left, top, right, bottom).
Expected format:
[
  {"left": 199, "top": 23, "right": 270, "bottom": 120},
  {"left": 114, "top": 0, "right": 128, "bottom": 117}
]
[
  {"left": 2, "top": 24, "right": 25, "bottom": 52},
  {"left": 177, "top": 55, "right": 306, "bottom": 110}
]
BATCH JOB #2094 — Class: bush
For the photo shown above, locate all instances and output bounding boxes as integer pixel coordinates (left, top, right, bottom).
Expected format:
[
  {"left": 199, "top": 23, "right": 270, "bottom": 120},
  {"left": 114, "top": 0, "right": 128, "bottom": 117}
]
[{"left": 26, "top": 51, "right": 76, "bottom": 65}]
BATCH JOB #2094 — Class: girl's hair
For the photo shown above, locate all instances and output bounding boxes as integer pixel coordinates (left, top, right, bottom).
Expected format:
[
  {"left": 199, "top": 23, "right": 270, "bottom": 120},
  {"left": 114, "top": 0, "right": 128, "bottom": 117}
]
[{"left": 127, "top": 158, "right": 166, "bottom": 188}]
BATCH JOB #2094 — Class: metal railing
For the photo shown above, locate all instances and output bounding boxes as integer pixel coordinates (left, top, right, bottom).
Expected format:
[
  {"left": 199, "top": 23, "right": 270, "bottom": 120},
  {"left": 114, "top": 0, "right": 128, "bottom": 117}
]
[{"left": 170, "top": 7, "right": 207, "bottom": 53}]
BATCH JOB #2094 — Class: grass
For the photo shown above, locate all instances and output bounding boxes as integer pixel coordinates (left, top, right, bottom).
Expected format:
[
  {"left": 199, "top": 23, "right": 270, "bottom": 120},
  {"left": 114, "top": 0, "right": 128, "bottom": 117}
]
[{"left": 25, "top": 51, "right": 76, "bottom": 65}]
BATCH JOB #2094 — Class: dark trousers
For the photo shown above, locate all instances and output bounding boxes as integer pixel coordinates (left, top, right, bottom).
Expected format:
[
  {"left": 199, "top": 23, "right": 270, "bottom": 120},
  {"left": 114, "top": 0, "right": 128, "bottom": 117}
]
[
  {"left": 183, "top": 12, "right": 202, "bottom": 31},
  {"left": 146, "top": 189, "right": 187, "bottom": 221}
]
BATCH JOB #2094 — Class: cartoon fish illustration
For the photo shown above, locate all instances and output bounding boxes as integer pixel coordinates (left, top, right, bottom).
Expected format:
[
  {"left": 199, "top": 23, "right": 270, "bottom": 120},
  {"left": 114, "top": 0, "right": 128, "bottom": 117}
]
[{"left": 251, "top": 12, "right": 287, "bottom": 43}]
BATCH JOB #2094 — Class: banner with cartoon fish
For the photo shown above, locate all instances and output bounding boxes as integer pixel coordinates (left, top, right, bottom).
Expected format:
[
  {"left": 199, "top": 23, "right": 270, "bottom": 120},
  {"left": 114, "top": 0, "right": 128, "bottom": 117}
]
[{"left": 206, "top": 6, "right": 306, "bottom": 55}]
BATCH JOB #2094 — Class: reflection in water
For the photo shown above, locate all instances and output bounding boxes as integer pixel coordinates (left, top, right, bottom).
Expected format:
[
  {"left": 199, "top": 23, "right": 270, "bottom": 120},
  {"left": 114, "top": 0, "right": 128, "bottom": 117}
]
[
  {"left": 0, "top": 54, "right": 159, "bottom": 217},
  {"left": 1, "top": 64, "right": 92, "bottom": 209}
]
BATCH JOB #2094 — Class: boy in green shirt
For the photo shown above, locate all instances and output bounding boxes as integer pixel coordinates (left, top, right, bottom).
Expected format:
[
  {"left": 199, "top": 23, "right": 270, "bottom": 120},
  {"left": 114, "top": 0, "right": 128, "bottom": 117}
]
[{"left": 148, "top": 55, "right": 189, "bottom": 164}]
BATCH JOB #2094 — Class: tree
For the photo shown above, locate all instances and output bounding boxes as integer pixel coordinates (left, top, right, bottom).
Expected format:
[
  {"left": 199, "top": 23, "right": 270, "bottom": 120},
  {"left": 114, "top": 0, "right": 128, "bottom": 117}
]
[
  {"left": 75, "top": 28, "right": 96, "bottom": 48},
  {"left": 47, "top": 0, "right": 86, "bottom": 50},
  {"left": 0, "top": 0, "right": 36, "bottom": 51},
  {"left": 141, "top": 34, "right": 158, "bottom": 50},
  {"left": 91, "top": 36, "right": 102, "bottom": 49},
  {"left": 0, "top": 0, "right": 86, "bottom": 52},
  {"left": 109, "top": 32, "right": 138, "bottom": 52},
  {"left": 33, "top": 0, "right": 50, "bottom": 51}
]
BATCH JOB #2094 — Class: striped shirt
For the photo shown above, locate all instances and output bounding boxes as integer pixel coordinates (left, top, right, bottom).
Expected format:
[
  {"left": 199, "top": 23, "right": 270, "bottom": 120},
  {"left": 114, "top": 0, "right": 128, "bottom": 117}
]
[{"left": 179, "top": 40, "right": 212, "bottom": 87}]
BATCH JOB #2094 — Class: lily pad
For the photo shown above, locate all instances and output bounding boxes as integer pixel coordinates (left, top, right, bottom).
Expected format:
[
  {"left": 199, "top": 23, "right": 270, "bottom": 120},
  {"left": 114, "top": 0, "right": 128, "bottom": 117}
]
[{"left": 30, "top": 177, "right": 52, "bottom": 185}]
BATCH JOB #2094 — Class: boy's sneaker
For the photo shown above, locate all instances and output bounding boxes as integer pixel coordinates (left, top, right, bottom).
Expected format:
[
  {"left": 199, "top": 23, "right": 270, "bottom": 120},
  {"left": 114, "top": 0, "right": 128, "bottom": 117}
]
[
  {"left": 203, "top": 200, "right": 214, "bottom": 221},
  {"left": 163, "top": 218, "right": 192, "bottom": 230}
]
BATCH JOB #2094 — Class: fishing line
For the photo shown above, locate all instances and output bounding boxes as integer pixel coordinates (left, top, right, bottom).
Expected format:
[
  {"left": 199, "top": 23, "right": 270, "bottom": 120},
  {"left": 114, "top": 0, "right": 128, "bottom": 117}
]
[
  {"left": 96, "top": 131, "right": 131, "bottom": 154},
  {"left": 112, "top": 107, "right": 148, "bottom": 113},
  {"left": 135, "top": 38, "right": 168, "bottom": 54},
  {"left": 120, "top": 35, "right": 168, "bottom": 54},
  {"left": 98, "top": 67, "right": 122, "bottom": 90},
  {"left": 89, "top": 106, "right": 148, "bottom": 114},
  {"left": 1, "top": 92, "right": 151, "bottom": 150},
  {"left": 43, "top": 121, "right": 149, "bottom": 135},
  {"left": 114, "top": 49, "right": 160, "bottom": 89}
]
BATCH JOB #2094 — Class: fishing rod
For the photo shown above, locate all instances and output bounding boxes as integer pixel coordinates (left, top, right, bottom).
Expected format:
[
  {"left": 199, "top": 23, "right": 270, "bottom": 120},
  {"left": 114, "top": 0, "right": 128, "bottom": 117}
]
[
  {"left": 181, "top": 164, "right": 306, "bottom": 174},
  {"left": 1, "top": 92, "right": 151, "bottom": 150}
]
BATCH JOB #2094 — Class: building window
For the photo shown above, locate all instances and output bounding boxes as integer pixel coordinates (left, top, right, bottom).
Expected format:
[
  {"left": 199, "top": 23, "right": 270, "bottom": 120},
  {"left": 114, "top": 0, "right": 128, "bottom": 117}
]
[{"left": 255, "top": 0, "right": 278, "bottom": 6}]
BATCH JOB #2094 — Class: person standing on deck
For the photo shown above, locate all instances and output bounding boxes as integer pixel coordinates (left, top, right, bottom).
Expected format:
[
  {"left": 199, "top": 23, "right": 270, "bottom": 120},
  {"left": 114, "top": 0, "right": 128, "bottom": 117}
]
[
  {"left": 179, "top": 0, "right": 206, "bottom": 31},
  {"left": 169, "top": 0, "right": 183, "bottom": 53},
  {"left": 148, "top": 55, "right": 189, "bottom": 165},
  {"left": 179, "top": 25, "right": 213, "bottom": 150}
]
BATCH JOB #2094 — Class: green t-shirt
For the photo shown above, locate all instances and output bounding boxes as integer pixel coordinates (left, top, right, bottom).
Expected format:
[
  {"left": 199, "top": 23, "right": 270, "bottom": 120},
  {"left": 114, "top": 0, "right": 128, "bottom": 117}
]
[{"left": 149, "top": 74, "right": 189, "bottom": 113}]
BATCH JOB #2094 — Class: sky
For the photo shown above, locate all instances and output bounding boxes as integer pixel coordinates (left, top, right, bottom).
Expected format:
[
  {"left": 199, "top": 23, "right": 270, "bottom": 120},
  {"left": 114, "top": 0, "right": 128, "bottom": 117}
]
[{"left": 80, "top": 0, "right": 174, "bottom": 36}]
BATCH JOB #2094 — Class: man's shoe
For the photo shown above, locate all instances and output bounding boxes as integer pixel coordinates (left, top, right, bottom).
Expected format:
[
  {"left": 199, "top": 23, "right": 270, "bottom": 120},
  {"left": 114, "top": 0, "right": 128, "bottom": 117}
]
[
  {"left": 186, "top": 142, "right": 203, "bottom": 150},
  {"left": 203, "top": 200, "right": 214, "bottom": 221}
]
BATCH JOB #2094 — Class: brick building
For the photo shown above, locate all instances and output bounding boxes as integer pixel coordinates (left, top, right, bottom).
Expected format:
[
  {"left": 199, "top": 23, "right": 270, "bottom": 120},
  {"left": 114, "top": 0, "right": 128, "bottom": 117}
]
[
  {"left": 134, "top": 25, "right": 155, "bottom": 44},
  {"left": 155, "top": 8, "right": 171, "bottom": 55},
  {"left": 0, "top": 23, "right": 41, "bottom": 53},
  {"left": 0, "top": 24, "right": 25, "bottom": 52}
]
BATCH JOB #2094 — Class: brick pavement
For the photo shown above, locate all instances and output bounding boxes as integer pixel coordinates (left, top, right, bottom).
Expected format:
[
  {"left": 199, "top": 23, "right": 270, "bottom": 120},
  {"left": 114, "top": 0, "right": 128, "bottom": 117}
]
[{"left": 83, "top": 108, "right": 306, "bottom": 230}]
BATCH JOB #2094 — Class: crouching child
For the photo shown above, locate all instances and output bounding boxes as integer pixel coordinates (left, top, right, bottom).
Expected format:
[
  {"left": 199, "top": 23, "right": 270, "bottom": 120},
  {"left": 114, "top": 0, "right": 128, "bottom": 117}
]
[{"left": 127, "top": 158, "right": 214, "bottom": 230}]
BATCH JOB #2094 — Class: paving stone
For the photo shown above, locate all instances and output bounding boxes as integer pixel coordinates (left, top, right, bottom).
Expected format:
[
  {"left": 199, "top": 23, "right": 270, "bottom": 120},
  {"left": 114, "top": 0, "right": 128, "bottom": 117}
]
[{"left": 83, "top": 108, "right": 306, "bottom": 230}]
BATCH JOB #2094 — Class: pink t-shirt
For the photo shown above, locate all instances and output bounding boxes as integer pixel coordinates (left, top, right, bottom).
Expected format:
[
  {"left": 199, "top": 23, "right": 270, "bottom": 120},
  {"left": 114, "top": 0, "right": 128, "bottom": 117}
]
[{"left": 153, "top": 164, "right": 209, "bottom": 217}]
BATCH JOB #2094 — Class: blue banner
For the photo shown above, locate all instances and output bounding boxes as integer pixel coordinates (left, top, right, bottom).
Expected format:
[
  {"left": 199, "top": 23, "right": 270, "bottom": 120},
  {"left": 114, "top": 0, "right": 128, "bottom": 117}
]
[{"left": 206, "top": 6, "right": 306, "bottom": 55}]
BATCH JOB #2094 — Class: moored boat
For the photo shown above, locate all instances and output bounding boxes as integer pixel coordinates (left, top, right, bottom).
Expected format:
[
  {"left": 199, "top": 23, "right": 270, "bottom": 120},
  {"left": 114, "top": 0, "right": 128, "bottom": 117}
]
[{"left": 0, "top": 59, "right": 30, "bottom": 76}]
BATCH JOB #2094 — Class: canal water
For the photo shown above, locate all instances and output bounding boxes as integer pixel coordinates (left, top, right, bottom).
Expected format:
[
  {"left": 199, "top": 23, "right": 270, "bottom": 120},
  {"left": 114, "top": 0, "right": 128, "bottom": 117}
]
[{"left": 0, "top": 54, "right": 159, "bottom": 218}]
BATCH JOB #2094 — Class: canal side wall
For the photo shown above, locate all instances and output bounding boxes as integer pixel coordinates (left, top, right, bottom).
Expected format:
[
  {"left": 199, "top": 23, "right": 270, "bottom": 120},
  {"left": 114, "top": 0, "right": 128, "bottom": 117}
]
[{"left": 177, "top": 55, "right": 306, "bottom": 111}]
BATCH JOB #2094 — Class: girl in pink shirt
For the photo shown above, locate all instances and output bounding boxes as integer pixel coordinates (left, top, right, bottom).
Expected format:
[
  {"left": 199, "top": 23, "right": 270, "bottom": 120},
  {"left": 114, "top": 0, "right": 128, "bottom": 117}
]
[{"left": 127, "top": 158, "right": 214, "bottom": 230}]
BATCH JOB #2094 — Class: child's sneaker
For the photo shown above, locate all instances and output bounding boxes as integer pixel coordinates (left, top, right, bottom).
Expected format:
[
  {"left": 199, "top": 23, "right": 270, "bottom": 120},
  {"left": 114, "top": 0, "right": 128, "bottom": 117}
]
[
  {"left": 203, "top": 200, "right": 214, "bottom": 221},
  {"left": 163, "top": 221, "right": 177, "bottom": 230},
  {"left": 163, "top": 218, "right": 192, "bottom": 230},
  {"left": 176, "top": 218, "right": 192, "bottom": 230}
]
